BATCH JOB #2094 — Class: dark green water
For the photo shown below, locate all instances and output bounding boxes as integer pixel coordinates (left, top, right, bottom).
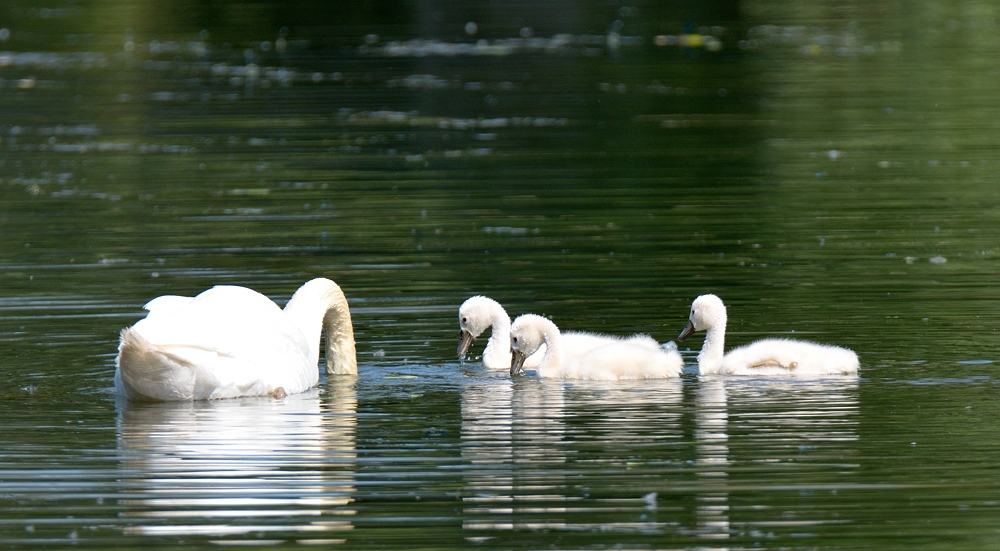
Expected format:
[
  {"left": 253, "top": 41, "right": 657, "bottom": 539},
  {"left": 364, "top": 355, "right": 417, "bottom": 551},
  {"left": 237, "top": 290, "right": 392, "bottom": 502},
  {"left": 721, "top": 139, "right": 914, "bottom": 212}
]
[{"left": 3, "top": 0, "right": 1000, "bottom": 548}]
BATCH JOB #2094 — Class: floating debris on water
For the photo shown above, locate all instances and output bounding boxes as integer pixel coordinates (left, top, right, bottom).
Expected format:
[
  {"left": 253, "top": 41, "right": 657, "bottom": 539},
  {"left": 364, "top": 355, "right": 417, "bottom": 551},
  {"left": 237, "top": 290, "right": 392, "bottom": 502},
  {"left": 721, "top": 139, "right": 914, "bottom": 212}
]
[
  {"left": 370, "top": 31, "right": 723, "bottom": 58},
  {"left": 739, "top": 24, "right": 901, "bottom": 57},
  {"left": 483, "top": 226, "right": 529, "bottom": 235}
]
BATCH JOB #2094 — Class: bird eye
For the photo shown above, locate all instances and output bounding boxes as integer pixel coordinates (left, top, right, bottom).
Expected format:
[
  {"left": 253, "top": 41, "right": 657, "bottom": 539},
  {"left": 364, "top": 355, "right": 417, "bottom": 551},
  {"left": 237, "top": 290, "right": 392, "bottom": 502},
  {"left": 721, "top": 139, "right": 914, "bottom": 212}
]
[
  {"left": 512, "top": 337, "right": 518, "bottom": 343},
  {"left": 462, "top": 317, "right": 467, "bottom": 323}
]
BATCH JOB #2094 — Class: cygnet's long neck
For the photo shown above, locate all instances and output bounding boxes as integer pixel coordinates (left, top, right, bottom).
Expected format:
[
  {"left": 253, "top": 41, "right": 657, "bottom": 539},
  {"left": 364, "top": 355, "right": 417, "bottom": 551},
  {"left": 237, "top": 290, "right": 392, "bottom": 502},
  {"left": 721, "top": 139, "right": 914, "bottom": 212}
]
[
  {"left": 481, "top": 303, "right": 514, "bottom": 369},
  {"left": 533, "top": 317, "right": 564, "bottom": 377},
  {"left": 284, "top": 279, "right": 358, "bottom": 375},
  {"left": 698, "top": 317, "right": 726, "bottom": 375}
]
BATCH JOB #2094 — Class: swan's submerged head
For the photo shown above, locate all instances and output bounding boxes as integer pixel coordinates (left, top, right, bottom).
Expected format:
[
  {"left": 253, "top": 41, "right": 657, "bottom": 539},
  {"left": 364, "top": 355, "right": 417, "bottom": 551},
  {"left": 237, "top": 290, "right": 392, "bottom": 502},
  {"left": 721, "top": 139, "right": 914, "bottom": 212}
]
[
  {"left": 509, "top": 314, "right": 548, "bottom": 376},
  {"left": 678, "top": 293, "right": 727, "bottom": 341},
  {"left": 457, "top": 295, "right": 502, "bottom": 358}
]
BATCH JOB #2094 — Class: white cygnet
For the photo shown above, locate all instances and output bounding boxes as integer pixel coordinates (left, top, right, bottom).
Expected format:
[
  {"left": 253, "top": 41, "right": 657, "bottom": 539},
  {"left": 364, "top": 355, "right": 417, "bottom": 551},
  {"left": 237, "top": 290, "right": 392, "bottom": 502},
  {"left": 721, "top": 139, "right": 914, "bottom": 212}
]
[
  {"left": 678, "top": 294, "right": 859, "bottom": 376},
  {"left": 510, "top": 314, "right": 683, "bottom": 380},
  {"left": 458, "top": 296, "right": 544, "bottom": 370}
]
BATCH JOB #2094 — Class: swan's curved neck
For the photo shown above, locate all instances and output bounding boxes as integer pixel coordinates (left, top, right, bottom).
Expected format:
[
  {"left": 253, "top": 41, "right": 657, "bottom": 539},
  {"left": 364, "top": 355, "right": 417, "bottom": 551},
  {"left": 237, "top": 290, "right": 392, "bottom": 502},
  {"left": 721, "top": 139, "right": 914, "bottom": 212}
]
[
  {"left": 535, "top": 319, "right": 564, "bottom": 377},
  {"left": 323, "top": 297, "right": 357, "bottom": 375},
  {"left": 698, "top": 323, "right": 726, "bottom": 375},
  {"left": 285, "top": 281, "right": 358, "bottom": 375},
  {"left": 482, "top": 304, "right": 513, "bottom": 368}
]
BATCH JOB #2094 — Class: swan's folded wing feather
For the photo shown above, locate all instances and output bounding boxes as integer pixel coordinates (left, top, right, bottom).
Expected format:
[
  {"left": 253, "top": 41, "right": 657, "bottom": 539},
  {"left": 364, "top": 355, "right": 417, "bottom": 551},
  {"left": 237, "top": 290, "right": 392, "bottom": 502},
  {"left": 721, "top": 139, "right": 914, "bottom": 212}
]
[
  {"left": 117, "top": 329, "right": 224, "bottom": 401},
  {"left": 133, "top": 285, "right": 309, "bottom": 363},
  {"left": 143, "top": 295, "right": 193, "bottom": 315},
  {"left": 117, "top": 329, "right": 285, "bottom": 400}
]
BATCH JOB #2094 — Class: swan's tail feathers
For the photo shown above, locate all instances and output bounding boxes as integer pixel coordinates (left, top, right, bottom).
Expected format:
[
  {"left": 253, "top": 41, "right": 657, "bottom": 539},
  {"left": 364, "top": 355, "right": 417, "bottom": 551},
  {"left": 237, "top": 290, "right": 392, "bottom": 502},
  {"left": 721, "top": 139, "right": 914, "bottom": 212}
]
[{"left": 115, "top": 329, "right": 220, "bottom": 401}]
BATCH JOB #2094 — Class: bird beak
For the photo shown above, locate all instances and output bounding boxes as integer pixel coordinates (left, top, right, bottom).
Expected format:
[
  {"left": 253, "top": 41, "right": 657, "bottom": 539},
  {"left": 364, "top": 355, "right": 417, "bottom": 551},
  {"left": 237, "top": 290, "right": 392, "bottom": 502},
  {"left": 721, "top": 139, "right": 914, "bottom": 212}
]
[
  {"left": 510, "top": 350, "right": 527, "bottom": 377},
  {"left": 677, "top": 320, "right": 696, "bottom": 342},
  {"left": 457, "top": 330, "right": 475, "bottom": 358}
]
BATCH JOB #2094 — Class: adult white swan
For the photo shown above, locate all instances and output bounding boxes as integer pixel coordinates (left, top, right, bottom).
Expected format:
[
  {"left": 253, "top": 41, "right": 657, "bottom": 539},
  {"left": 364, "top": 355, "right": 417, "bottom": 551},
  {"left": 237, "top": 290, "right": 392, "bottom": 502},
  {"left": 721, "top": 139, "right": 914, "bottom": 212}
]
[
  {"left": 678, "top": 294, "right": 859, "bottom": 376},
  {"left": 509, "top": 314, "right": 683, "bottom": 380},
  {"left": 115, "top": 278, "right": 357, "bottom": 401}
]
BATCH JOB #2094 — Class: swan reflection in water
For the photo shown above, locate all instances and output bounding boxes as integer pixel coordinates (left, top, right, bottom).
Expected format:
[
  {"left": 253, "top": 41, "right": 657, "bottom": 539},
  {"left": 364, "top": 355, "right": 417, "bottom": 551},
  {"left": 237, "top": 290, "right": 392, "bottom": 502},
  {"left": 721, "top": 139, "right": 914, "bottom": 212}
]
[
  {"left": 694, "top": 376, "right": 731, "bottom": 542},
  {"left": 692, "top": 375, "right": 860, "bottom": 546},
  {"left": 460, "top": 373, "right": 684, "bottom": 538},
  {"left": 116, "top": 378, "right": 357, "bottom": 544},
  {"left": 460, "top": 374, "right": 566, "bottom": 533},
  {"left": 460, "top": 371, "right": 858, "bottom": 543}
]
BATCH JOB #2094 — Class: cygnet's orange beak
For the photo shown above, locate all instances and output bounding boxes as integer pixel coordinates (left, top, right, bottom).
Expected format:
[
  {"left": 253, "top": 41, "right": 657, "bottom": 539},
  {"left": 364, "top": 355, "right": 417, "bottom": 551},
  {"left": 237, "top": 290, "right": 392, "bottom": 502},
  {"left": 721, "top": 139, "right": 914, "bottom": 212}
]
[
  {"left": 510, "top": 350, "right": 527, "bottom": 377},
  {"left": 677, "top": 320, "right": 696, "bottom": 342},
  {"left": 457, "top": 329, "right": 475, "bottom": 358}
]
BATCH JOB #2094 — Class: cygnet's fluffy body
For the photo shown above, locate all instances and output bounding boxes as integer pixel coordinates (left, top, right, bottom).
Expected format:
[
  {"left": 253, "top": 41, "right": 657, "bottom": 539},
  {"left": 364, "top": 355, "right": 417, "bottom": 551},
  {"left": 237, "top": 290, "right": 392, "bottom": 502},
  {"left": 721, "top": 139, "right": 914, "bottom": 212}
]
[
  {"left": 678, "top": 294, "right": 859, "bottom": 376},
  {"left": 510, "top": 314, "right": 683, "bottom": 380}
]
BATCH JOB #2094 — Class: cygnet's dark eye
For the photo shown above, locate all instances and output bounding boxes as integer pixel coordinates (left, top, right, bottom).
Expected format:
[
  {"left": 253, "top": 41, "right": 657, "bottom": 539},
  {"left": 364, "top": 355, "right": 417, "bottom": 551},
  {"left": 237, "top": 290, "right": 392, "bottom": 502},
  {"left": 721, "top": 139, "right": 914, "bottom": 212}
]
[
  {"left": 462, "top": 317, "right": 467, "bottom": 323},
  {"left": 512, "top": 337, "right": 518, "bottom": 343}
]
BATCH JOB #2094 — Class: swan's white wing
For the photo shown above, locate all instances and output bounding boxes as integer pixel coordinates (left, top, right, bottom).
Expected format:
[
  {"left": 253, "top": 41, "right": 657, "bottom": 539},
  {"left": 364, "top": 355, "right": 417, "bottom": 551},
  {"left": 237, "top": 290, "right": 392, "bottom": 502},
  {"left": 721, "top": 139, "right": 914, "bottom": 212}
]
[
  {"left": 117, "top": 329, "right": 217, "bottom": 400},
  {"left": 116, "top": 328, "right": 277, "bottom": 400},
  {"left": 143, "top": 295, "right": 194, "bottom": 315},
  {"left": 135, "top": 286, "right": 305, "bottom": 358},
  {"left": 125, "top": 285, "right": 316, "bottom": 395}
]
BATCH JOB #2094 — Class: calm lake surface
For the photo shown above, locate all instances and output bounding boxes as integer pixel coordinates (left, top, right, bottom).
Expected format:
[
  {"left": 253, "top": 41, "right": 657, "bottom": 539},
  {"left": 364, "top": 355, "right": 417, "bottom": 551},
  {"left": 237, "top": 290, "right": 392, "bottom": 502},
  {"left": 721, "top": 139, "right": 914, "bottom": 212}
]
[{"left": 3, "top": 0, "right": 1000, "bottom": 548}]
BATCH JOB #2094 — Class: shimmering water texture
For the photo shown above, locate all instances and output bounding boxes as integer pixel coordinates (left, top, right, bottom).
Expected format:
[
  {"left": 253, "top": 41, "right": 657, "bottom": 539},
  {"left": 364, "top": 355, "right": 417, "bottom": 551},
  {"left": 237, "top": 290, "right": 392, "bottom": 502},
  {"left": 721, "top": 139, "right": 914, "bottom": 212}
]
[{"left": 5, "top": 0, "right": 1000, "bottom": 549}]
